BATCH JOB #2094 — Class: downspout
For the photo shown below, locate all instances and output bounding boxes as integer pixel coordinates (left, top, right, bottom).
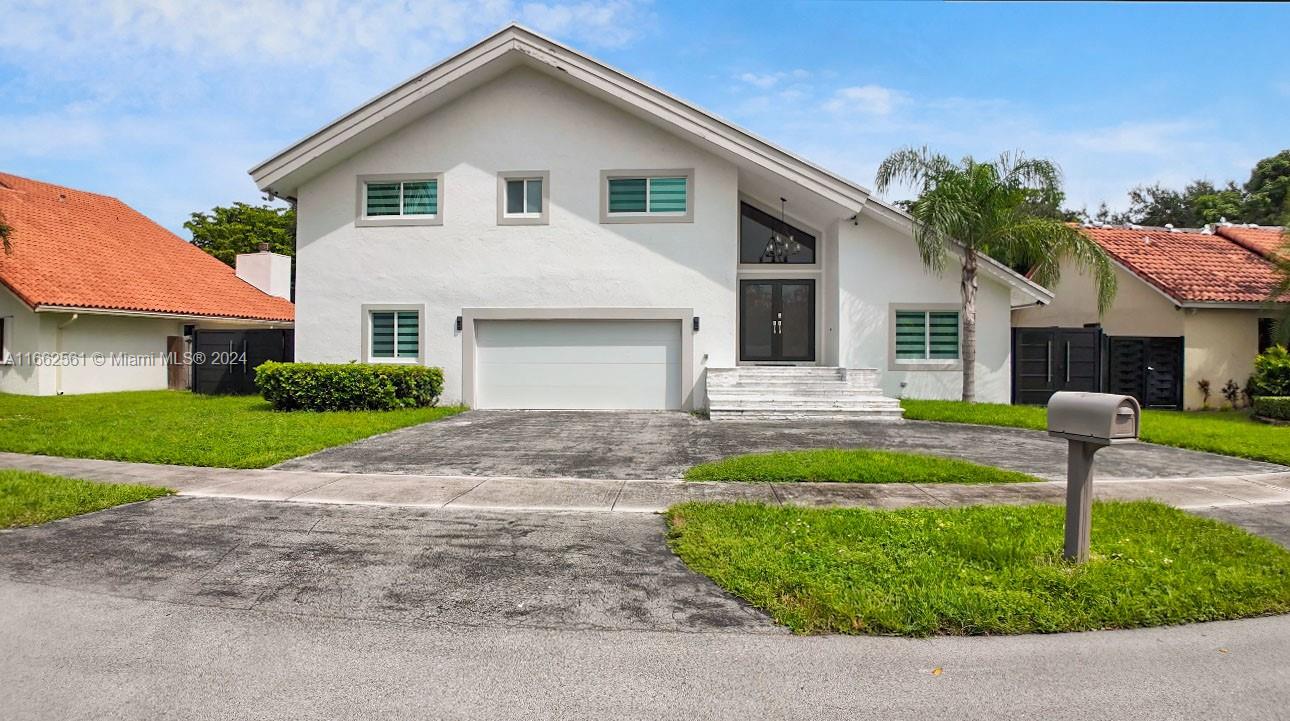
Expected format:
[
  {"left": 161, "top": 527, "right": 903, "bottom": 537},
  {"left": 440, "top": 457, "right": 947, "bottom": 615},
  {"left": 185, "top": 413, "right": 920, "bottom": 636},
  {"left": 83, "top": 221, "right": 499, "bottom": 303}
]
[{"left": 54, "top": 313, "right": 79, "bottom": 395}]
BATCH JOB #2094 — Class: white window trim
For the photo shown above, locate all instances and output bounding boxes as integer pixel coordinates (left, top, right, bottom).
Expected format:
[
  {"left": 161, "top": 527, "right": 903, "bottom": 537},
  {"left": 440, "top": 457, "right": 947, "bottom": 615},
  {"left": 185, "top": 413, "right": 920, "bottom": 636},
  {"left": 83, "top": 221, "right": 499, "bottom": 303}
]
[
  {"left": 888, "top": 304, "right": 963, "bottom": 372},
  {"left": 599, "top": 168, "right": 694, "bottom": 224},
  {"left": 360, "top": 304, "right": 426, "bottom": 364},
  {"left": 496, "top": 171, "right": 550, "bottom": 226},
  {"left": 356, "top": 173, "right": 444, "bottom": 227}
]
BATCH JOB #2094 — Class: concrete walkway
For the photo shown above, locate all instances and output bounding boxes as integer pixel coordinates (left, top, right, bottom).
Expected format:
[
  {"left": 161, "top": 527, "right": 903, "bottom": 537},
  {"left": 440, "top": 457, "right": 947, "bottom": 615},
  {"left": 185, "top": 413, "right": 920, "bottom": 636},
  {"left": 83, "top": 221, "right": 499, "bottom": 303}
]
[{"left": 3, "top": 451, "right": 1289, "bottom": 513}]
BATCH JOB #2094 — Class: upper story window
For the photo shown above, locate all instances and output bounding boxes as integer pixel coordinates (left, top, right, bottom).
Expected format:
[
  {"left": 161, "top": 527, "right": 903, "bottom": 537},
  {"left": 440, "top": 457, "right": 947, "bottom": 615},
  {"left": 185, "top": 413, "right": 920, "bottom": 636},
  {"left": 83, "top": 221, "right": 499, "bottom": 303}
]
[
  {"left": 497, "top": 171, "right": 549, "bottom": 225},
  {"left": 600, "top": 169, "right": 694, "bottom": 223},
  {"left": 739, "top": 202, "right": 816, "bottom": 264},
  {"left": 356, "top": 174, "right": 443, "bottom": 227}
]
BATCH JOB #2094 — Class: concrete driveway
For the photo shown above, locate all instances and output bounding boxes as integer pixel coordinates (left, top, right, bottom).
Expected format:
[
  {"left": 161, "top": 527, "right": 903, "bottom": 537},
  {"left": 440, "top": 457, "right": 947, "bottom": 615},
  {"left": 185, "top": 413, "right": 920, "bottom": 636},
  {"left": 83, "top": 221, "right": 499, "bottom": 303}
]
[
  {"left": 3, "top": 496, "right": 1288, "bottom": 720},
  {"left": 274, "top": 410, "right": 1286, "bottom": 480}
]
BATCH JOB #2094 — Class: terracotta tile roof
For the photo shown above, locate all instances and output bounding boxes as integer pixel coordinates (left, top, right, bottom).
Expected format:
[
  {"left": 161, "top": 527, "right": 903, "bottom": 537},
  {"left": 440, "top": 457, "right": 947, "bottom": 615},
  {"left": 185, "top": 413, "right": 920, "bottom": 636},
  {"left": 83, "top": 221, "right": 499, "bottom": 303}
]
[
  {"left": 1079, "top": 225, "right": 1288, "bottom": 305},
  {"left": 0, "top": 172, "right": 293, "bottom": 322},
  {"left": 1213, "top": 224, "right": 1287, "bottom": 261}
]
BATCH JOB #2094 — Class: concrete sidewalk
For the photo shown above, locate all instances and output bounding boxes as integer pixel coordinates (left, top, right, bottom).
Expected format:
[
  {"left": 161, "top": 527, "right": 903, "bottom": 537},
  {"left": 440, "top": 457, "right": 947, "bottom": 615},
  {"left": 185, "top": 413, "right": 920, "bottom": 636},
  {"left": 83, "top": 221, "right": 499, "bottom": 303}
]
[{"left": 2, "top": 451, "right": 1289, "bottom": 513}]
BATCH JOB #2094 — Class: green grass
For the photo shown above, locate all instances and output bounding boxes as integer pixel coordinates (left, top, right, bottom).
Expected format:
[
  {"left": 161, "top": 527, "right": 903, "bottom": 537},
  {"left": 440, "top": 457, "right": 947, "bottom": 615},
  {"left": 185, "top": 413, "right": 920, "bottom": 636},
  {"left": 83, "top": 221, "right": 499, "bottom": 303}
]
[
  {"left": 667, "top": 500, "right": 1290, "bottom": 636},
  {"left": 684, "top": 448, "right": 1038, "bottom": 484},
  {"left": 0, "top": 469, "right": 172, "bottom": 528},
  {"left": 902, "top": 399, "right": 1290, "bottom": 466},
  {"left": 0, "top": 391, "right": 466, "bottom": 468}
]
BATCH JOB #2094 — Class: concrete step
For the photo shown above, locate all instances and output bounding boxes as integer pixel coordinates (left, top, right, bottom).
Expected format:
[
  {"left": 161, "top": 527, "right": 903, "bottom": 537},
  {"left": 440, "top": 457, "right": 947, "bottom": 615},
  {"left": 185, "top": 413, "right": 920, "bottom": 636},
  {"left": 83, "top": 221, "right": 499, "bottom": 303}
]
[
  {"left": 709, "top": 401, "right": 903, "bottom": 413},
  {"left": 708, "top": 387, "right": 889, "bottom": 398},
  {"left": 709, "top": 408, "right": 905, "bottom": 422}
]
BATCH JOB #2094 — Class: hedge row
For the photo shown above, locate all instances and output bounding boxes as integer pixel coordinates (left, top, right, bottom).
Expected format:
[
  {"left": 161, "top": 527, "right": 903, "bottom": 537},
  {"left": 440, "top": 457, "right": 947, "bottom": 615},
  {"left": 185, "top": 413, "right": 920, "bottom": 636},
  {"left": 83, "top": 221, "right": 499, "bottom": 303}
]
[
  {"left": 255, "top": 362, "right": 444, "bottom": 411},
  {"left": 1251, "top": 346, "right": 1290, "bottom": 397},
  {"left": 1253, "top": 396, "right": 1290, "bottom": 421}
]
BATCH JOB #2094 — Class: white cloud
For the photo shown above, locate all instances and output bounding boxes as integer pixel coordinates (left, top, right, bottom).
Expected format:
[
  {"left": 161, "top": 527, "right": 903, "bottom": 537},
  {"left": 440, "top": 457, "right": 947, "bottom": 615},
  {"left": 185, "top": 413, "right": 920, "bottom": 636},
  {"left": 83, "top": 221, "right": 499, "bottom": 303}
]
[
  {"left": 822, "top": 84, "right": 906, "bottom": 116},
  {"left": 736, "top": 69, "right": 809, "bottom": 89},
  {"left": 1065, "top": 121, "right": 1201, "bottom": 156}
]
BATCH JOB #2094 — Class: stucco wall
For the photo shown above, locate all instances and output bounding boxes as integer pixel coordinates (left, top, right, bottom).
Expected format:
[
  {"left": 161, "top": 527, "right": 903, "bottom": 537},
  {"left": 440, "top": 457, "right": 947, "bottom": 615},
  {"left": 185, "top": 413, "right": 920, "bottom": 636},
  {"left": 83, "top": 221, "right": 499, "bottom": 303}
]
[
  {"left": 0, "top": 287, "right": 52, "bottom": 395},
  {"left": 1183, "top": 309, "right": 1264, "bottom": 409},
  {"left": 294, "top": 66, "right": 741, "bottom": 407},
  {"left": 836, "top": 218, "right": 1013, "bottom": 403}
]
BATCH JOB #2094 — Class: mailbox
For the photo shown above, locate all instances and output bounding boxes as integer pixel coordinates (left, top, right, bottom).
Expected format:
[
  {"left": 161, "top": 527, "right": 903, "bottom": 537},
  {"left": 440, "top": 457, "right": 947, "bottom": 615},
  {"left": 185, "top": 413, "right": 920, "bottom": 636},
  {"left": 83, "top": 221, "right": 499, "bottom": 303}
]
[
  {"left": 1047, "top": 392, "right": 1140, "bottom": 445},
  {"left": 1046, "top": 391, "right": 1141, "bottom": 563}
]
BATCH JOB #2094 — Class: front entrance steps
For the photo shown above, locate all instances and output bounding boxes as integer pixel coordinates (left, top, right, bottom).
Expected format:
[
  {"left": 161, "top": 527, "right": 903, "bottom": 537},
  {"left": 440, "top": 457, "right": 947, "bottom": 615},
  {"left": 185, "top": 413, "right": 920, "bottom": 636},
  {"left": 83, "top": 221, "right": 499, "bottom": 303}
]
[{"left": 705, "top": 366, "right": 905, "bottom": 422}]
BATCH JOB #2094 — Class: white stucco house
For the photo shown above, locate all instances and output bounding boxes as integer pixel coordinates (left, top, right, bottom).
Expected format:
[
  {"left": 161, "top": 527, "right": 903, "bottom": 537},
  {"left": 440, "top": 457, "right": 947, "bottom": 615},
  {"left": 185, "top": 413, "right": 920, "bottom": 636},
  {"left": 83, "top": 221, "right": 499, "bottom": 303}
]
[
  {"left": 250, "top": 25, "right": 1050, "bottom": 417},
  {"left": 0, "top": 172, "right": 294, "bottom": 396}
]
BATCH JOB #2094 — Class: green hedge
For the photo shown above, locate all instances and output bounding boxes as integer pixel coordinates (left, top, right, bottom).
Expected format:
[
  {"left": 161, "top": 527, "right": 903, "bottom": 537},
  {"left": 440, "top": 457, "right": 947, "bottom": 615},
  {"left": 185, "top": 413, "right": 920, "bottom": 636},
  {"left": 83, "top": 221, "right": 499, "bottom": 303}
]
[
  {"left": 255, "top": 362, "right": 444, "bottom": 411},
  {"left": 1253, "top": 396, "right": 1290, "bottom": 421},
  {"left": 1251, "top": 346, "right": 1290, "bottom": 397}
]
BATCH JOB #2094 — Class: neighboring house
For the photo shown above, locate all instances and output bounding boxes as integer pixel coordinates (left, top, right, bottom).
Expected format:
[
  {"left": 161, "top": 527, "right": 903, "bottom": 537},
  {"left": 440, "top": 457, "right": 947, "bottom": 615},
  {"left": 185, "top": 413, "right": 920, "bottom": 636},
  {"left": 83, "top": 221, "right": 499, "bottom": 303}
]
[
  {"left": 1012, "top": 223, "right": 1287, "bottom": 410},
  {"left": 0, "top": 172, "right": 295, "bottom": 396},
  {"left": 249, "top": 25, "right": 1050, "bottom": 416}
]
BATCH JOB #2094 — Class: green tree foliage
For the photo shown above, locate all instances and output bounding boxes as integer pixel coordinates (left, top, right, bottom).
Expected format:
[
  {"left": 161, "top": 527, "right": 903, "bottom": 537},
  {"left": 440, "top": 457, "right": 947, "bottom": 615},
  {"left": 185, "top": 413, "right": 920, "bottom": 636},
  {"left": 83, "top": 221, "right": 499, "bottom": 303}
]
[
  {"left": 1108, "top": 150, "right": 1290, "bottom": 228},
  {"left": 876, "top": 148, "right": 1117, "bottom": 402},
  {"left": 184, "top": 202, "right": 295, "bottom": 267},
  {"left": 0, "top": 208, "right": 12, "bottom": 253},
  {"left": 1242, "top": 149, "right": 1290, "bottom": 226}
]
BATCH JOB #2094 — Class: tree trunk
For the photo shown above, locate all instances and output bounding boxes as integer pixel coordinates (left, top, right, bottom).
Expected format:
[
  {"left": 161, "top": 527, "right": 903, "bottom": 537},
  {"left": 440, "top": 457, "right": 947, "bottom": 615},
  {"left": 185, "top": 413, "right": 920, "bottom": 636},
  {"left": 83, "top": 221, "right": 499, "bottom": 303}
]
[{"left": 960, "top": 249, "right": 979, "bottom": 403}]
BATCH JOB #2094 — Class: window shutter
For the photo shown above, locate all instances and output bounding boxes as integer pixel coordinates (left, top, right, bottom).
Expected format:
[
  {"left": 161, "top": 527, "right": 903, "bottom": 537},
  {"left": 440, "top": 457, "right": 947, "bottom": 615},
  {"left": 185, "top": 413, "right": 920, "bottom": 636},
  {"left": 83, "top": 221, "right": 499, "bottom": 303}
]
[
  {"left": 894, "top": 311, "right": 927, "bottom": 359},
  {"left": 396, "top": 311, "right": 420, "bottom": 358},
  {"left": 608, "top": 178, "right": 647, "bottom": 213},
  {"left": 366, "top": 183, "right": 401, "bottom": 216},
  {"left": 371, "top": 312, "right": 396, "bottom": 357},
  {"left": 402, "top": 180, "right": 438, "bottom": 215},
  {"left": 928, "top": 312, "right": 960, "bottom": 359},
  {"left": 648, "top": 177, "right": 687, "bottom": 213}
]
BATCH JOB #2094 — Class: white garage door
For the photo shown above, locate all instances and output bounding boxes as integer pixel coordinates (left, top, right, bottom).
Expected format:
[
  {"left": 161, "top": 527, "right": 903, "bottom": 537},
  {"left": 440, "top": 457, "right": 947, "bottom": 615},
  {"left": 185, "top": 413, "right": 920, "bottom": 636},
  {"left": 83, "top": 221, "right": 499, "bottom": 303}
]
[{"left": 475, "top": 319, "right": 682, "bottom": 410}]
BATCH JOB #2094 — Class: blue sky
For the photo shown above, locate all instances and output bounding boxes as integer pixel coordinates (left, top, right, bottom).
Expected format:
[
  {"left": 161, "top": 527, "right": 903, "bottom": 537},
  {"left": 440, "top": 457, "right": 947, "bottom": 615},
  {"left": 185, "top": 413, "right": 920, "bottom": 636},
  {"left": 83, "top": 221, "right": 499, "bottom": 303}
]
[{"left": 2, "top": 1, "right": 1287, "bottom": 235}]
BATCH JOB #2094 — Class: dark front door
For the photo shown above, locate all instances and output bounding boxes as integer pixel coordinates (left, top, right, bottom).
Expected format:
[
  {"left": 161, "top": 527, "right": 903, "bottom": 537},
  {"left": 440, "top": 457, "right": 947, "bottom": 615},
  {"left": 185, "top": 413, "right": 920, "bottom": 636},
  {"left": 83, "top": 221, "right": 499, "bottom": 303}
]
[
  {"left": 740, "top": 279, "right": 815, "bottom": 362},
  {"left": 1107, "top": 336, "right": 1183, "bottom": 409}
]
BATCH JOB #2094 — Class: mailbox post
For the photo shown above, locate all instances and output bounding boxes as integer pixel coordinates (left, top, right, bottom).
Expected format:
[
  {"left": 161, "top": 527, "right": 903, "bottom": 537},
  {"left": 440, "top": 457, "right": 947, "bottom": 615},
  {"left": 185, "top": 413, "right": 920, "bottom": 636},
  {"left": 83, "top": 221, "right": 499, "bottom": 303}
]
[{"left": 1046, "top": 392, "right": 1141, "bottom": 562}]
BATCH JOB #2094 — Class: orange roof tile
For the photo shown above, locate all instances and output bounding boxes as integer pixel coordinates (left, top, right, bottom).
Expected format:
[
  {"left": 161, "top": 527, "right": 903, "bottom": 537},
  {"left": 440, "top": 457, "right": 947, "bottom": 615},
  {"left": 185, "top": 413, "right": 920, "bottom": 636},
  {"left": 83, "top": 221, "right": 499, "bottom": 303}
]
[
  {"left": 1079, "top": 225, "right": 1287, "bottom": 305},
  {"left": 1214, "top": 224, "right": 1287, "bottom": 261},
  {"left": 0, "top": 172, "right": 293, "bottom": 322}
]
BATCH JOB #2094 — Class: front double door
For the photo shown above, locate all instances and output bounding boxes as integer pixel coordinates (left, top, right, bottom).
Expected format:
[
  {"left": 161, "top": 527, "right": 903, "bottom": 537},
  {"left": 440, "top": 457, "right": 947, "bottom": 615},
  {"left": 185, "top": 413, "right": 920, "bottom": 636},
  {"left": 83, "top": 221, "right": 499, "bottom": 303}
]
[{"left": 739, "top": 279, "right": 815, "bottom": 362}]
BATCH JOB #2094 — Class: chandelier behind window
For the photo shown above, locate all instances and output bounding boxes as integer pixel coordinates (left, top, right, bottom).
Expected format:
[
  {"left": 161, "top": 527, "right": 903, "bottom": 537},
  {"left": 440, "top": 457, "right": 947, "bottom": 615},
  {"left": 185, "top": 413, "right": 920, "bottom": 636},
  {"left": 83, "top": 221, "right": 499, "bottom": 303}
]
[{"left": 761, "top": 197, "right": 802, "bottom": 263}]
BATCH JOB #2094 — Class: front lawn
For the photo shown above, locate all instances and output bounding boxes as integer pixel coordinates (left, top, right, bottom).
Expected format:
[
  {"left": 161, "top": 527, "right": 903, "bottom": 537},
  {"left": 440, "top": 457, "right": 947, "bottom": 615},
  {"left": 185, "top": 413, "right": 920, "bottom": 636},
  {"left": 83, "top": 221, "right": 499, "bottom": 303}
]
[
  {"left": 0, "top": 470, "right": 172, "bottom": 528},
  {"left": 902, "top": 400, "right": 1290, "bottom": 466},
  {"left": 684, "top": 449, "right": 1037, "bottom": 484},
  {"left": 666, "top": 501, "right": 1290, "bottom": 636},
  {"left": 0, "top": 391, "right": 466, "bottom": 468}
]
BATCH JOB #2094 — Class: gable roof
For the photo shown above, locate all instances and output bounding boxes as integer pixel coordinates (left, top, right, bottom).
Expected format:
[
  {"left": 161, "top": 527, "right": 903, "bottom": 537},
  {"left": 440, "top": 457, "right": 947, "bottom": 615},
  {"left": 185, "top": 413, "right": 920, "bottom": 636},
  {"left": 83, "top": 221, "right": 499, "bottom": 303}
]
[
  {"left": 249, "top": 23, "right": 1050, "bottom": 306},
  {"left": 1214, "top": 224, "right": 1286, "bottom": 261},
  {"left": 0, "top": 172, "right": 295, "bottom": 322},
  {"left": 1078, "top": 225, "right": 1287, "bottom": 307}
]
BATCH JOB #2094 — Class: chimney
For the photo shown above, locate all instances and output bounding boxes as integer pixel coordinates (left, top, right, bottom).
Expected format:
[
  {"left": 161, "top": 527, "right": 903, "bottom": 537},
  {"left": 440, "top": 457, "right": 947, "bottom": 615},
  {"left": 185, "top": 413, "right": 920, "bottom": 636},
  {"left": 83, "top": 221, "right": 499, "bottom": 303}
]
[{"left": 235, "top": 246, "right": 292, "bottom": 301}]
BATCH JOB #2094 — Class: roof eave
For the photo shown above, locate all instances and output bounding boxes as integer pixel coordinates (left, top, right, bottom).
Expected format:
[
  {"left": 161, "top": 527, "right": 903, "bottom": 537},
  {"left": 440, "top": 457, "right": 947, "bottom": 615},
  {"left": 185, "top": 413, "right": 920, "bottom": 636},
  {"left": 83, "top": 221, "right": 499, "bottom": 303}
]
[{"left": 33, "top": 304, "right": 294, "bottom": 325}]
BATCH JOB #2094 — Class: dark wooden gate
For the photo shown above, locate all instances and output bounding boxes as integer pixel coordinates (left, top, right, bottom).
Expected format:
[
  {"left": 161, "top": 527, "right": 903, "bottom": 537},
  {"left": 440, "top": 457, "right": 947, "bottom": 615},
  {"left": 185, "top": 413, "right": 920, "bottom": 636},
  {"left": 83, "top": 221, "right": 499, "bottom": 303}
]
[
  {"left": 191, "top": 329, "right": 294, "bottom": 395},
  {"left": 1107, "top": 336, "right": 1183, "bottom": 409},
  {"left": 1011, "top": 327, "right": 1104, "bottom": 405}
]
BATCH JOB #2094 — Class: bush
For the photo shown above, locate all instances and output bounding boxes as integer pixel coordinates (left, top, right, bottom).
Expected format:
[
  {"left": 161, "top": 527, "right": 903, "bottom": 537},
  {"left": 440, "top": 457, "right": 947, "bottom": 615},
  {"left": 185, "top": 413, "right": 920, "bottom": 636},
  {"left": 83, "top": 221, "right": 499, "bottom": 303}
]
[
  {"left": 1250, "top": 346, "right": 1290, "bottom": 397},
  {"left": 255, "top": 362, "right": 444, "bottom": 411},
  {"left": 1253, "top": 396, "right": 1290, "bottom": 421}
]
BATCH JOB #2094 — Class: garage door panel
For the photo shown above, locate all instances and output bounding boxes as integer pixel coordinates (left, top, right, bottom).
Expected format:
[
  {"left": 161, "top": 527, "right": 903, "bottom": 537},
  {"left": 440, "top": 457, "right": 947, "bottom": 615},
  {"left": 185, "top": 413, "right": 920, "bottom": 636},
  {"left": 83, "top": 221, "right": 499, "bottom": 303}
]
[{"left": 475, "top": 320, "right": 682, "bottom": 410}]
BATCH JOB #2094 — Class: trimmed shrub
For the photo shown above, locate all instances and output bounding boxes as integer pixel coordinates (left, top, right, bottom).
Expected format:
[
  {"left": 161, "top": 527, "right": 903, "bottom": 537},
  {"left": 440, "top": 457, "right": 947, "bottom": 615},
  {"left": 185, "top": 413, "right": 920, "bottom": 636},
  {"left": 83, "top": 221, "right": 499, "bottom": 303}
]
[
  {"left": 1251, "top": 346, "right": 1290, "bottom": 398},
  {"left": 1253, "top": 396, "right": 1290, "bottom": 421},
  {"left": 255, "top": 362, "right": 443, "bottom": 411}
]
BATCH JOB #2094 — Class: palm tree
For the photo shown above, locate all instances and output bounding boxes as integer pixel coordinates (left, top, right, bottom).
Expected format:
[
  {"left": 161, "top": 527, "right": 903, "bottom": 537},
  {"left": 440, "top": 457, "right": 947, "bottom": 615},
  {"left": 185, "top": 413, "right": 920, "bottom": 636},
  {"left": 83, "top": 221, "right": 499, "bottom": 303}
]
[{"left": 875, "top": 147, "right": 1116, "bottom": 402}]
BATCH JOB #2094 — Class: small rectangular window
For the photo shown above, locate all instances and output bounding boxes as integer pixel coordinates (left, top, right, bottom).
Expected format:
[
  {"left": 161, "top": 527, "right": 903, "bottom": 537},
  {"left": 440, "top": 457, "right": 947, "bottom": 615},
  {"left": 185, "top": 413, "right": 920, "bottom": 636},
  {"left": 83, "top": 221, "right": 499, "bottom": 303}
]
[
  {"left": 895, "top": 310, "right": 959, "bottom": 362},
  {"left": 505, "top": 177, "right": 542, "bottom": 215},
  {"left": 370, "top": 310, "right": 419, "bottom": 361},
  {"left": 608, "top": 178, "right": 648, "bottom": 213},
  {"left": 364, "top": 179, "right": 438, "bottom": 218}
]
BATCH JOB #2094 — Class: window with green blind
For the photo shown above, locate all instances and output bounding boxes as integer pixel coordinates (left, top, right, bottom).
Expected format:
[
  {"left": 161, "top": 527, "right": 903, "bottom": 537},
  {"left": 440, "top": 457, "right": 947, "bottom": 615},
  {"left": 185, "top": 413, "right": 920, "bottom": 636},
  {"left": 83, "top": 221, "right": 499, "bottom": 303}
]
[
  {"left": 365, "top": 179, "right": 438, "bottom": 217},
  {"left": 607, "top": 175, "right": 688, "bottom": 215},
  {"left": 370, "top": 310, "right": 420, "bottom": 360},
  {"left": 894, "top": 310, "right": 960, "bottom": 361}
]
